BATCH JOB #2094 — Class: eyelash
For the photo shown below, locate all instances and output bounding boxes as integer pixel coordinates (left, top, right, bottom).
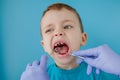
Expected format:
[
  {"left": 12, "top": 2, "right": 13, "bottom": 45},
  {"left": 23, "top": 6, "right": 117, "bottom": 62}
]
[
  {"left": 45, "top": 29, "right": 53, "bottom": 33},
  {"left": 64, "top": 25, "right": 73, "bottom": 29}
]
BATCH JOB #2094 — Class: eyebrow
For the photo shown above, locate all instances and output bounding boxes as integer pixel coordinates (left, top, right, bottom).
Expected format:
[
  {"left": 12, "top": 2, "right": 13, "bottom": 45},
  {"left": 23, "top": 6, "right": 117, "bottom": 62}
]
[
  {"left": 62, "top": 19, "right": 74, "bottom": 24},
  {"left": 41, "top": 24, "right": 54, "bottom": 31}
]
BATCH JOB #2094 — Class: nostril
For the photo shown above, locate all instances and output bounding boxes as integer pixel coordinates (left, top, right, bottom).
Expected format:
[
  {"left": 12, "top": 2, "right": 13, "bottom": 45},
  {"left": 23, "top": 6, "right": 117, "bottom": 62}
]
[
  {"left": 60, "top": 33, "right": 62, "bottom": 36},
  {"left": 55, "top": 34, "right": 58, "bottom": 36},
  {"left": 54, "top": 33, "right": 63, "bottom": 36}
]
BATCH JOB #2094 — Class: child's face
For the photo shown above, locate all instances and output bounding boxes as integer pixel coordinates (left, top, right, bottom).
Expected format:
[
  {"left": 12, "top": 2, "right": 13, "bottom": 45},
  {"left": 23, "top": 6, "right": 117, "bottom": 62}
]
[{"left": 41, "top": 8, "right": 87, "bottom": 68}]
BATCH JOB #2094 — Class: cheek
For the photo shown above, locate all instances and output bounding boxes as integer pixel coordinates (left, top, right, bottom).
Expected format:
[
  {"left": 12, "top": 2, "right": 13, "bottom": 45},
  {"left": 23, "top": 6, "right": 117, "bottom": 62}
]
[
  {"left": 44, "top": 39, "right": 50, "bottom": 49},
  {"left": 70, "top": 31, "right": 82, "bottom": 42},
  {"left": 68, "top": 32, "right": 82, "bottom": 50},
  {"left": 43, "top": 36, "right": 53, "bottom": 53},
  {"left": 43, "top": 35, "right": 51, "bottom": 45},
  {"left": 71, "top": 39, "right": 81, "bottom": 50}
]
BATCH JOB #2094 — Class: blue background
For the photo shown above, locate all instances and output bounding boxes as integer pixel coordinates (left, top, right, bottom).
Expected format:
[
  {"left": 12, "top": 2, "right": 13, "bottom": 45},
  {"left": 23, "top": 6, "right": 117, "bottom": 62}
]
[{"left": 1, "top": 0, "right": 120, "bottom": 80}]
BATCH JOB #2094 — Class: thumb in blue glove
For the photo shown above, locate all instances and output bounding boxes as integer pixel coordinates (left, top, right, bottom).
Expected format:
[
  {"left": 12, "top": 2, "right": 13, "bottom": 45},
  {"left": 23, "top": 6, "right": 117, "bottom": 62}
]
[
  {"left": 72, "top": 44, "right": 120, "bottom": 76},
  {"left": 20, "top": 55, "right": 49, "bottom": 80}
]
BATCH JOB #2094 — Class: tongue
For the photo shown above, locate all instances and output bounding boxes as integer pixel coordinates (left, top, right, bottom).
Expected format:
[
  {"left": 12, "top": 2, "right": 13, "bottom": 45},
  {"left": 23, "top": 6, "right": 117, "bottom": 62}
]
[{"left": 55, "top": 46, "right": 68, "bottom": 55}]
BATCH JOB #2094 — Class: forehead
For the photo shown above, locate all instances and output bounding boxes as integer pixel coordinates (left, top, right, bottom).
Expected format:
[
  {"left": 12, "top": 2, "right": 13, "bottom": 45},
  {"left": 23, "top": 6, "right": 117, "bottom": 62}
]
[{"left": 40, "top": 8, "right": 80, "bottom": 29}]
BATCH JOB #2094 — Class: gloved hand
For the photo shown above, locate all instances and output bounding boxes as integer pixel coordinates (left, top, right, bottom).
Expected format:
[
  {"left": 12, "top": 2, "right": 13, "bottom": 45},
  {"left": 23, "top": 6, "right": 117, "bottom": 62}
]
[
  {"left": 72, "top": 44, "right": 120, "bottom": 76},
  {"left": 20, "top": 55, "right": 49, "bottom": 80}
]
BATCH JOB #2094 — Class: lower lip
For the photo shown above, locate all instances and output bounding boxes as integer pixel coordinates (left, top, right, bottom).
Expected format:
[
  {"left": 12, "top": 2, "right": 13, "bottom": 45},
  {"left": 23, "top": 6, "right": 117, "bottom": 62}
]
[{"left": 57, "top": 52, "right": 70, "bottom": 58}]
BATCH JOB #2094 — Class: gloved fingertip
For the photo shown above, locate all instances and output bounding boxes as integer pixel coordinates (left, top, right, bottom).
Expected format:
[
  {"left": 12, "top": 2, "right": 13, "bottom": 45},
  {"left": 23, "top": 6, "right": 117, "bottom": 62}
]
[
  {"left": 32, "top": 60, "right": 40, "bottom": 66},
  {"left": 76, "top": 59, "right": 83, "bottom": 64},
  {"left": 87, "top": 71, "right": 91, "bottom": 75},
  {"left": 87, "top": 65, "right": 92, "bottom": 75},
  {"left": 72, "top": 51, "right": 79, "bottom": 55},
  {"left": 96, "top": 68, "right": 100, "bottom": 74},
  {"left": 41, "top": 54, "right": 48, "bottom": 60},
  {"left": 40, "top": 54, "right": 48, "bottom": 69},
  {"left": 27, "top": 63, "right": 32, "bottom": 66},
  {"left": 26, "top": 63, "right": 32, "bottom": 70}
]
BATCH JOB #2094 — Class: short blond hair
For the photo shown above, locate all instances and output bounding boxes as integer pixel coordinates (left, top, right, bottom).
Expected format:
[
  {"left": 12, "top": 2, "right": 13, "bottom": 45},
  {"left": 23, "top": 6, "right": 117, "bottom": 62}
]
[{"left": 40, "top": 3, "right": 84, "bottom": 36}]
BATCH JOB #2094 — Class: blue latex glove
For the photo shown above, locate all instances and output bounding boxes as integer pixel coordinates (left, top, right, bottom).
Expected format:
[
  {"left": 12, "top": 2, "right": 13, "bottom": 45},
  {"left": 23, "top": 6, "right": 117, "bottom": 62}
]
[
  {"left": 20, "top": 55, "right": 49, "bottom": 80},
  {"left": 72, "top": 44, "right": 120, "bottom": 76}
]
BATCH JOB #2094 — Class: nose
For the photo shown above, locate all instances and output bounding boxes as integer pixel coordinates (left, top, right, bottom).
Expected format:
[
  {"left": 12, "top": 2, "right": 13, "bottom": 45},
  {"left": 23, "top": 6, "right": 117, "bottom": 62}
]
[
  {"left": 54, "top": 26, "right": 64, "bottom": 37},
  {"left": 54, "top": 33, "right": 63, "bottom": 36},
  {"left": 54, "top": 30, "right": 64, "bottom": 37}
]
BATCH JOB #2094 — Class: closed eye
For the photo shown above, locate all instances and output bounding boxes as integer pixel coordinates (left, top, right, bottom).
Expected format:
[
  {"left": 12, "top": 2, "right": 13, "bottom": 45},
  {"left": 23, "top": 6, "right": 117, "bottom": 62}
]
[
  {"left": 45, "top": 28, "right": 53, "bottom": 33},
  {"left": 64, "top": 25, "right": 73, "bottom": 29}
]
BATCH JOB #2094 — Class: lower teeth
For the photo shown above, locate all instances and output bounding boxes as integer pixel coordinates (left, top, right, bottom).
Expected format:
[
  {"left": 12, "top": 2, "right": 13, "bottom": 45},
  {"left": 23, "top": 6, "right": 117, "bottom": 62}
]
[
  {"left": 54, "top": 44, "right": 69, "bottom": 54},
  {"left": 54, "top": 47, "right": 61, "bottom": 53},
  {"left": 54, "top": 48, "right": 58, "bottom": 53}
]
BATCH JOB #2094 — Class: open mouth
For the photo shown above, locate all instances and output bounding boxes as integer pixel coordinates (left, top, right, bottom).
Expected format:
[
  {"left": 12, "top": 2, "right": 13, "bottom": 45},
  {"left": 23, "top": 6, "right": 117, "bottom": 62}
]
[{"left": 53, "top": 42, "right": 69, "bottom": 55}]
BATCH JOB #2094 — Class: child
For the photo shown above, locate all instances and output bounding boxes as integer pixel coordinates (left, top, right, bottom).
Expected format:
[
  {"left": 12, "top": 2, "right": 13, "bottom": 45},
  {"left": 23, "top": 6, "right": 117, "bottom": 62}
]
[{"left": 21, "top": 3, "right": 120, "bottom": 80}]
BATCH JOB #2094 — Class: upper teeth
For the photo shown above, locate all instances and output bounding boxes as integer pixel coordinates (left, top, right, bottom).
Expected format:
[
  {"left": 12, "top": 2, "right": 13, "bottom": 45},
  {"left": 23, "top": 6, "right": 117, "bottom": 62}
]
[{"left": 54, "top": 42, "right": 64, "bottom": 47}]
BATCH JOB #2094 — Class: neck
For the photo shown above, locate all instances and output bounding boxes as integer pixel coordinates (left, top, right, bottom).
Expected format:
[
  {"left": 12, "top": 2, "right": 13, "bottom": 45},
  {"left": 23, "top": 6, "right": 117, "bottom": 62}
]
[{"left": 55, "top": 59, "right": 79, "bottom": 70}]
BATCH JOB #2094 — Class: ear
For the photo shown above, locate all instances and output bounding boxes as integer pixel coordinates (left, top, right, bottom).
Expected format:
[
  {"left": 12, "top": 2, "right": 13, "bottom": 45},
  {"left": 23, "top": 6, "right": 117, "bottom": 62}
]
[
  {"left": 41, "top": 40, "right": 44, "bottom": 46},
  {"left": 41, "top": 40, "right": 47, "bottom": 52},
  {"left": 80, "top": 32, "right": 87, "bottom": 46}
]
